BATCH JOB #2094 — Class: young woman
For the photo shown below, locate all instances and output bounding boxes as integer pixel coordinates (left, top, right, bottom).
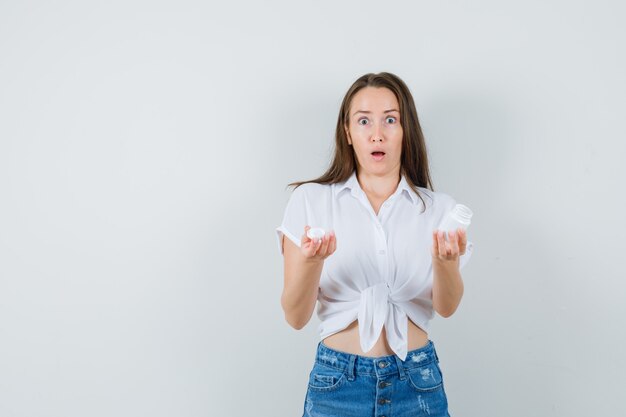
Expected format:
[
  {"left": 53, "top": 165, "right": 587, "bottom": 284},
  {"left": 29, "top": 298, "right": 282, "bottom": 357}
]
[{"left": 276, "top": 72, "right": 474, "bottom": 417}]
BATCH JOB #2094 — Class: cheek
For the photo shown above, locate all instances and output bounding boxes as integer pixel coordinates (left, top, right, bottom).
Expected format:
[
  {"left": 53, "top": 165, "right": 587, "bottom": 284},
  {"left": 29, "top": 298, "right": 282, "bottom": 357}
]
[
  {"left": 395, "top": 130, "right": 404, "bottom": 151},
  {"left": 396, "top": 141, "right": 404, "bottom": 154},
  {"left": 356, "top": 147, "right": 369, "bottom": 160},
  {"left": 391, "top": 136, "right": 403, "bottom": 154}
]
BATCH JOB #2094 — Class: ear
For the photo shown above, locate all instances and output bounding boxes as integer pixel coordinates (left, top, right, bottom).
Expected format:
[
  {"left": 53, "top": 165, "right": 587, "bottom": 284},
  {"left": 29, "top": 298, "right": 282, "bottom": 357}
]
[{"left": 345, "top": 126, "right": 352, "bottom": 145}]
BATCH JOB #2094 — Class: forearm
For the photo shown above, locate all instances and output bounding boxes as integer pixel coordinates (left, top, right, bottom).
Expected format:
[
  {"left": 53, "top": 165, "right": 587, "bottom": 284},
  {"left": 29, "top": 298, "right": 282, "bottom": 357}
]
[
  {"left": 281, "top": 255, "right": 323, "bottom": 329},
  {"left": 431, "top": 257, "right": 464, "bottom": 318}
]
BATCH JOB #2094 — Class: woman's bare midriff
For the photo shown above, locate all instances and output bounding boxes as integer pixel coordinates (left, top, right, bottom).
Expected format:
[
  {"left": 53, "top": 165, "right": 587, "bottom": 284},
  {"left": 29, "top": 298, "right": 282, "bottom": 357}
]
[{"left": 322, "top": 319, "right": 429, "bottom": 357}]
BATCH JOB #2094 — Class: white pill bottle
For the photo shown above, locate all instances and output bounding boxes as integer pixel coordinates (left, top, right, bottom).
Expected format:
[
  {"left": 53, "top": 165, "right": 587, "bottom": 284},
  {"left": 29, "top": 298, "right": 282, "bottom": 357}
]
[{"left": 439, "top": 204, "right": 473, "bottom": 241}]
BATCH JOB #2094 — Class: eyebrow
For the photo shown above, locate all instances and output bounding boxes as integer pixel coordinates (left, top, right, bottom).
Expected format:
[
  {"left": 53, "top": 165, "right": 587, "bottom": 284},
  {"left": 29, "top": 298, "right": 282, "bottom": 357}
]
[{"left": 352, "top": 109, "right": 399, "bottom": 116}]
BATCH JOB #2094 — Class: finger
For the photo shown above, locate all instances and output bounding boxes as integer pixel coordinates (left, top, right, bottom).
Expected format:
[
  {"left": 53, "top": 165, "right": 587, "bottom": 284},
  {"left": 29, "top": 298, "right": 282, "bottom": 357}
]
[
  {"left": 304, "top": 237, "right": 321, "bottom": 257},
  {"left": 437, "top": 230, "right": 449, "bottom": 257},
  {"left": 302, "top": 225, "right": 312, "bottom": 245},
  {"left": 319, "top": 233, "right": 331, "bottom": 255},
  {"left": 314, "top": 235, "right": 323, "bottom": 252},
  {"left": 458, "top": 228, "right": 467, "bottom": 254},
  {"left": 329, "top": 230, "right": 337, "bottom": 254},
  {"left": 304, "top": 226, "right": 321, "bottom": 254},
  {"left": 449, "top": 230, "right": 459, "bottom": 256},
  {"left": 431, "top": 230, "right": 439, "bottom": 257},
  {"left": 324, "top": 232, "right": 334, "bottom": 256},
  {"left": 303, "top": 239, "right": 319, "bottom": 256}
]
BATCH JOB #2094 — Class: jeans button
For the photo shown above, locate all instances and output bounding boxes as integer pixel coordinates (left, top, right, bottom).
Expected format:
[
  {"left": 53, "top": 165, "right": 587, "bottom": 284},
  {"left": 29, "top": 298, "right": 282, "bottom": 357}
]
[{"left": 378, "top": 361, "right": 388, "bottom": 368}]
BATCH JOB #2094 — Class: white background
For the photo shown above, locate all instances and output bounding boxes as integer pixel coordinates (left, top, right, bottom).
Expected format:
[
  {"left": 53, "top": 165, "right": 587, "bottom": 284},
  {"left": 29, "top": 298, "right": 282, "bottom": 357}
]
[{"left": 1, "top": 1, "right": 625, "bottom": 416}]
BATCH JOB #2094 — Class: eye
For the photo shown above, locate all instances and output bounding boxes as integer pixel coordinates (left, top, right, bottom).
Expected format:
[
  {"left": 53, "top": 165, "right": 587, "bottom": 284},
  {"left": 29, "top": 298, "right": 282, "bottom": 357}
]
[
  {"left": 386, "top": 116, "right": 397, "bottom": 124},
  {"left": 358, "top": 118, "right": 369, "bottom": 125}
]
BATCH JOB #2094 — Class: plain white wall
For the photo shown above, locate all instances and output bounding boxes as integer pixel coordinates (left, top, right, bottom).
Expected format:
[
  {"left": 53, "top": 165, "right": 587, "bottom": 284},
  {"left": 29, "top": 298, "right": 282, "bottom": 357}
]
[{"left": 1, "top": 1, "right": 624, "bottom": 416}]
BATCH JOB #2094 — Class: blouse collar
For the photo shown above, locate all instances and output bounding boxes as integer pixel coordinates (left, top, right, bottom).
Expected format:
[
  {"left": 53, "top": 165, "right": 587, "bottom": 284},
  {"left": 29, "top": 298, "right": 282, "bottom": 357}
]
[{"left": 334, "top": 170, "right": 417, "bottom": 205}]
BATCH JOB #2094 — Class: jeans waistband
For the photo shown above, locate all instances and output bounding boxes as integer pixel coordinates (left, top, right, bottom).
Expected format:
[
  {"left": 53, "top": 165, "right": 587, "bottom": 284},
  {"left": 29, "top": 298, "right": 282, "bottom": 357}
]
[{"left": 315, "top": 339, "right": 440, "bottom": 381}]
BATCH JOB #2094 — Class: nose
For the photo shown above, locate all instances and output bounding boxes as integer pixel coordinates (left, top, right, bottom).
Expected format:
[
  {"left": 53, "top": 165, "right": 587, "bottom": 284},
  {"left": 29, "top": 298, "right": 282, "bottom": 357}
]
[
  {"left": 370, "top": 123, "right": 383, "bottom": 142},
  {"left": 371, "top": 123, "right": 383, "bottom": 142},
  {"left": 371, "top": 131, "right": 383, "bottom": 142}
]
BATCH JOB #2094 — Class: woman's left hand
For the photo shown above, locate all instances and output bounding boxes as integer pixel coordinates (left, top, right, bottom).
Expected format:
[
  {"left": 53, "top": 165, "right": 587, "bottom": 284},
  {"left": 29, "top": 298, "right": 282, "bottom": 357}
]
[{"left": 431, "top": 228, "right": 467, "bottom": 263}]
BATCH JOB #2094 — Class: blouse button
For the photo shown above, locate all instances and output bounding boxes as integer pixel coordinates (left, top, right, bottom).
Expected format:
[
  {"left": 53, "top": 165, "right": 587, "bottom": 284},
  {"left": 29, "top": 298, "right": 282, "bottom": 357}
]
[{"left": 378, "top": 250, "right": 386, "bottom": 255}]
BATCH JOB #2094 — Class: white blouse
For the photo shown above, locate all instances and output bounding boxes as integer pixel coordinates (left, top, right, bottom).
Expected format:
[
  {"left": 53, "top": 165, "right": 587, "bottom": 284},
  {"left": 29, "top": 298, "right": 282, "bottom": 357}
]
[{"left": 276, "top": 171, "right": 474, "bottom": 361}]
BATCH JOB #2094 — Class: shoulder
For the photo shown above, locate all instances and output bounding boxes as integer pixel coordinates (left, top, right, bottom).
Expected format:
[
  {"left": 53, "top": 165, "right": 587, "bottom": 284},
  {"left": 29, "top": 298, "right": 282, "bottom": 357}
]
[
  {"left": 415, "top": 188, "right": 457, "bottom": 214},
  {"left": 289, "top": 182, "right": 332, "bottom": 199},
  {"left": 292, "top": 181, "right": 329, "bottom": 193},
  {"left": 432, "top": 190, "right": 456, "bottom": 206},
  {"left": 285, "top": 182, "right": 332, "bottom": 207}
]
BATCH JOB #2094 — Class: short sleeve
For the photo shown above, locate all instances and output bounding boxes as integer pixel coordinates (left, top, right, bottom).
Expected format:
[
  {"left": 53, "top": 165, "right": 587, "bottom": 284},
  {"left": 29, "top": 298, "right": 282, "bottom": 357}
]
[
  {"left": 439, "top": 193, "right": 474, "bottom": 271},
  {"left": 275, "top": 186, "right": 307, "bottom": 255}
]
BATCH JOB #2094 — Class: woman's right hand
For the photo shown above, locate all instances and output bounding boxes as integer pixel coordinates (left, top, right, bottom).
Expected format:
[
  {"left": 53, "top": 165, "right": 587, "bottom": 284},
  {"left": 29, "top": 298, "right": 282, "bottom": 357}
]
[{"left": 300, "top": 225, "right": 336, "bottom": 262}]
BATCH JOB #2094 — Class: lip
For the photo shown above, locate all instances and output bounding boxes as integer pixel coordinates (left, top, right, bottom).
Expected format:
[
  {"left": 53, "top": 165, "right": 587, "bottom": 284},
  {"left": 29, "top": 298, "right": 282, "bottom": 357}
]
[{"left": 371, "top": 152, "right": 385, "bottom": 162}]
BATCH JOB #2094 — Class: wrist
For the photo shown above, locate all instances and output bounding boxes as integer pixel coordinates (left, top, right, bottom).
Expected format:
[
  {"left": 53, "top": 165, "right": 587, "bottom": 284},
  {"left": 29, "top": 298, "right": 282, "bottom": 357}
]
[
  {"left": 299, "top": 253, "right": 324, "bottom": 267},
  {"left": 431, "top": 255, "right": 459, "bottom": 270}
]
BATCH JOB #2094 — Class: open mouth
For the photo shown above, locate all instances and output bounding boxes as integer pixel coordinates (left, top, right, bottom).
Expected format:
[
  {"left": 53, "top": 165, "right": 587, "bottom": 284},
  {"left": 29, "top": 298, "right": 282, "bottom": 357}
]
[{"left": 371, "top": 151, "right": 385, "bottom": 161}]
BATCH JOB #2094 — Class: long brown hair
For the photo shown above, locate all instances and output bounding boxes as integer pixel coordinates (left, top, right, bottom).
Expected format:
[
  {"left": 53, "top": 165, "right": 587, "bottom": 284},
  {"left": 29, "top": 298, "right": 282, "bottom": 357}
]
[{"left": 288, "top": 72, "right": 435, "bottom": 212}]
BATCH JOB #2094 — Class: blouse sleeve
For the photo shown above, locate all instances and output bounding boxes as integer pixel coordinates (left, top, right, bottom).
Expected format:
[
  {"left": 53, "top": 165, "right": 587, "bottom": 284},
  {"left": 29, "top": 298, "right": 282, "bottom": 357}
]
[{"left": 275, "top": 185, "right": 308, "bottom": 255}]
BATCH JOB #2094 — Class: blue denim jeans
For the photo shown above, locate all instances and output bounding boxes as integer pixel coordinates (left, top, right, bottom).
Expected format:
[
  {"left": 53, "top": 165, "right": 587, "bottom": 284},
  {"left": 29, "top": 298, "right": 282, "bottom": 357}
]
[{"left": 303, "top": 339, "right": 451, "bottom": 417}]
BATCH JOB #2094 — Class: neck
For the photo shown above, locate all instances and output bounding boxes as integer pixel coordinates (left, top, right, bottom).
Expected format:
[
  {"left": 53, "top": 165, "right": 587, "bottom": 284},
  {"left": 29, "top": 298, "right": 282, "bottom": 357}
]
[{"left": 356, "top": 169, "right": 401, "bottom": 199}]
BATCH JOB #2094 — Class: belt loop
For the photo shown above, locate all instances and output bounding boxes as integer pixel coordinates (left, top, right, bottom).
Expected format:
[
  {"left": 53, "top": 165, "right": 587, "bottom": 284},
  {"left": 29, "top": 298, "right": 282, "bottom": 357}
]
[
  {"left": 347, "top": 354, "right": 356, "bottom": 381},
  {"left": 393, "top": 354, "right": 407, "bottom": 380}
]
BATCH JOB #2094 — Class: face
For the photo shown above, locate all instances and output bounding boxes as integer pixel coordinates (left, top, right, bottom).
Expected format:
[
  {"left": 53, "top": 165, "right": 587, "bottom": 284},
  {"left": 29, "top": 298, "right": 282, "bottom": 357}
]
[{"left": 344, "top": 87, "right": 403, "bottom": 177}]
